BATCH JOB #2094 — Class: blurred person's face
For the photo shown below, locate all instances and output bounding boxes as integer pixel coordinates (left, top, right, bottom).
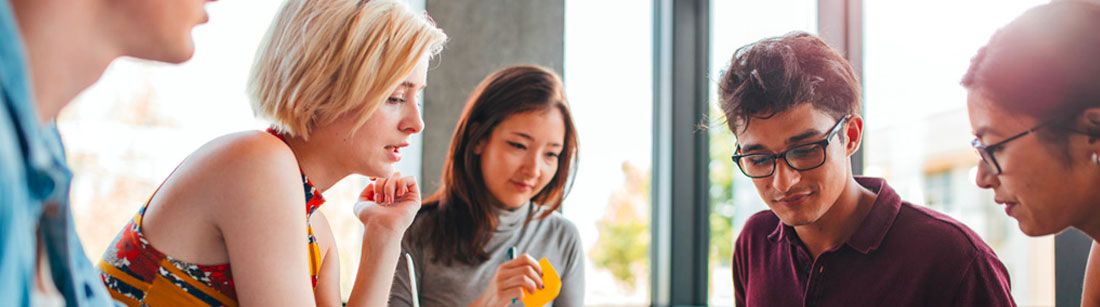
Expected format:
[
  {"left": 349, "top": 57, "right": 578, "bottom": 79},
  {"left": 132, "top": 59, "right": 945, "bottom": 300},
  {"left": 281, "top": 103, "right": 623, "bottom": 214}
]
[
  {"left": 968, "top": 90, "right": 1100, "bottom": 236},
  {"left": 476, "top": 108, "right": 565, "bottom": 209},
  {"left": 339, "top": 57, "right": 428, "bottom": 178},
  {"left": 735, "top": 104, "right": 859, "bottom": 227},
  {"left": 108, "top": 0, "right": 217, "bottom": 63}
]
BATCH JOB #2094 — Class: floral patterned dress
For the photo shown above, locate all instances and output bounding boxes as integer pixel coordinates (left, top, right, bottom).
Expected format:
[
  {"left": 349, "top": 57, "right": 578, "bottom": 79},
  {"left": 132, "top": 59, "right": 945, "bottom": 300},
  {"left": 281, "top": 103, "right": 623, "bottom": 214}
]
[{"left": 98, "top": 129, "right": 326, "bottom": 306}]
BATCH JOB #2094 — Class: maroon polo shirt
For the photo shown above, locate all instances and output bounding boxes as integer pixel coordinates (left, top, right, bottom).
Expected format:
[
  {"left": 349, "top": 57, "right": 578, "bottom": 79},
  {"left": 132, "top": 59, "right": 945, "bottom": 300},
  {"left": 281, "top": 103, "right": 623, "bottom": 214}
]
[{"left": 732, "top": 177, "right": 1015, "bottom": 306}]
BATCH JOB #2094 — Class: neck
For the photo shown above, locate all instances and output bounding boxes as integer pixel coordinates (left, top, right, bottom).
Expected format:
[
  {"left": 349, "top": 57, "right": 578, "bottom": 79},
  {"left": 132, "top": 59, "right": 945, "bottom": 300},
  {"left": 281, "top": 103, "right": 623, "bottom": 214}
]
[
  {"left": 1076, "top": 199, "right": 1100, "bottom": 242},
  {"left": 1080, "top": 224, "right": 1100, "bottom": 243},
  {"left": 11, "top": 0, "right": 120, "bottom": 123},
  {"left": 281, "top": 134, "right": 349, "bottom": 193},
  {"left": 794, "top": 176, "right": 876, "bottom": 259}
]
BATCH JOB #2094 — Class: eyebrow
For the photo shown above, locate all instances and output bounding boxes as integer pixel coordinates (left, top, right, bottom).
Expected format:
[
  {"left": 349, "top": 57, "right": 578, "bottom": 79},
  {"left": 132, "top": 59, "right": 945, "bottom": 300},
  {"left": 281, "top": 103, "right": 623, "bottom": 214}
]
[
  {"left": 399, "top": 81, "right": 426, "bottom": 92},
  {"left": 973, "top": 126, "right": 995, "bottom": 139},
  {"left": 509, "top": 131, "right": 563, "bottom": 148},
  {"left": 740, "top": 129, "right": 823, "bottom": 153}
]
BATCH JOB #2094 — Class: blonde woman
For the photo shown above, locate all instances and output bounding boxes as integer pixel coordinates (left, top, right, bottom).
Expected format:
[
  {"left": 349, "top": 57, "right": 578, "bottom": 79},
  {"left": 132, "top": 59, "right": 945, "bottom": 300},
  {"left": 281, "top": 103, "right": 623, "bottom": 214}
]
[{"left": 96, "top": 0, "right": 446, "bottom": 305}]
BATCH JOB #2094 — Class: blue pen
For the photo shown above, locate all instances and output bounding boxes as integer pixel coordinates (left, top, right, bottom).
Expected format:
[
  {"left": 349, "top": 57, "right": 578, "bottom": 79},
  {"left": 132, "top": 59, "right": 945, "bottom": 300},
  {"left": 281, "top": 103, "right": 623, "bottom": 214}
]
[{"left": 507, "top": 246, "right": 517, "bottom": 304}]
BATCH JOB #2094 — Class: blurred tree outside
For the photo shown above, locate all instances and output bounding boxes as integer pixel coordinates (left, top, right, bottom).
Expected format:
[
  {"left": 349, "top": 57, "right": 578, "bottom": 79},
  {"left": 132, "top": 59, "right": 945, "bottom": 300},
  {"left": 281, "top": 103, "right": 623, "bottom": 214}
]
[
  {"left": 590, "top": 161, "right": 650, "bottom": 291},
  {"left": 708, "top": 103, "right": 737, "bottom": 282}
]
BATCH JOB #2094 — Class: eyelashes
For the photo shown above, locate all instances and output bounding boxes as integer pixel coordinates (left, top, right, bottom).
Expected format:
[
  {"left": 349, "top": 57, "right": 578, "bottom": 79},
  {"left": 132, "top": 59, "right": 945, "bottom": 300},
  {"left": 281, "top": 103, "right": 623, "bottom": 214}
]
[{"left": 507, "top": 141, "right": 561, "bottom": 159}]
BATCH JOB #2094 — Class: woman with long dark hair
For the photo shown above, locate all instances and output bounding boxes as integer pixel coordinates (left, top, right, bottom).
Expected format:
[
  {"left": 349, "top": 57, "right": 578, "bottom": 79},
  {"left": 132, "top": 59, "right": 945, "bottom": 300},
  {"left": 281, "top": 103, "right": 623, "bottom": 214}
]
[{"left": 389, "top": 65, "right": 584, "bottom": 306}]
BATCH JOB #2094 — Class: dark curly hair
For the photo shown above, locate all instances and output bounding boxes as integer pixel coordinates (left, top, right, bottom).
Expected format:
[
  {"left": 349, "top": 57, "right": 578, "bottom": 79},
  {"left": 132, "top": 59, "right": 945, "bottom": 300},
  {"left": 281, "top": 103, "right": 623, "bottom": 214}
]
[{"left": 717, "top": 31, "right": 861, "bottom": 134}]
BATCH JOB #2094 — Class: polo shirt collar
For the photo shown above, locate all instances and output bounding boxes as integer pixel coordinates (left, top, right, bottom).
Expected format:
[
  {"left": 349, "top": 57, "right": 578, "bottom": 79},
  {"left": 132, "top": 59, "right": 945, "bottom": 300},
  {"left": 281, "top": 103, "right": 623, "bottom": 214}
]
[{"left": 765, "top": 176, "right": 902, "bottom": 255}]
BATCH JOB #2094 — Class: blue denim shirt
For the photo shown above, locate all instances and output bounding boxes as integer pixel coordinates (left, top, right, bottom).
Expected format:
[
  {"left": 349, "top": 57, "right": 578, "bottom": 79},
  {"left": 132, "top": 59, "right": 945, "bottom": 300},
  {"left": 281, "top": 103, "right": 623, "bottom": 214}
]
[{"left": 0, "top": 2, "right": 117, "bottom": 306}]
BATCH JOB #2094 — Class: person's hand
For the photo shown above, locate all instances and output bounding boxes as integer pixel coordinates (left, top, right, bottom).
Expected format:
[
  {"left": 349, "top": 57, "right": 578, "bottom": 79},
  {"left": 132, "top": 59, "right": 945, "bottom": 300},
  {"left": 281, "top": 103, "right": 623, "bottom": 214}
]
[
  {"left": 474, "top": 254, "right": 545, "bottom": 307},
  {"left": 353, "top": 172, "right": 421, "bottom": 236}
]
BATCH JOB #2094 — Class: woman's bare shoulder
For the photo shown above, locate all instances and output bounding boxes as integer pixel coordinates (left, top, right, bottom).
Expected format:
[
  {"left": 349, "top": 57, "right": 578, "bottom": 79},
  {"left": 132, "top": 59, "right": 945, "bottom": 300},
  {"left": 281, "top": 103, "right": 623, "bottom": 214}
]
[{"left": 155, "top": 131, "right": 305, "bottom": 219}]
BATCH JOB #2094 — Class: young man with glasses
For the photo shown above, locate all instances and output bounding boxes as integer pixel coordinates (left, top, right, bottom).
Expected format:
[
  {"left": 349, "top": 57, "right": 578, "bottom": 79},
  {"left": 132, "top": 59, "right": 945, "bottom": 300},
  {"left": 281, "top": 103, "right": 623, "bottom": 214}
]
[{"left": 720, "top": 32, "right": 1014, "bottom": 306}]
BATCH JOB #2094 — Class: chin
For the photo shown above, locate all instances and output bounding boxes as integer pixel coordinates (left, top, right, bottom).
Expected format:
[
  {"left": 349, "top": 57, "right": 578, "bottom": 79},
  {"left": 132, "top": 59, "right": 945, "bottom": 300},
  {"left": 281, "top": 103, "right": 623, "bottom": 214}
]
[
  {"left": 775, "top": 206, "right": 828, "bottom": 227},
  {"left": 364, "top": 166, "right": 394, "bottom": 178},
  {"left": 774, "top": 214, "right": 814, "bottom": 227},
  {"left": 499, "top": 196, "right": 528, "bottom": 209},
  {"left": 1017, "top": 220, "right": 1061, "bottom": 237},
  {"left": 151, "top": 40, "right": 196, "bottom": 64}
]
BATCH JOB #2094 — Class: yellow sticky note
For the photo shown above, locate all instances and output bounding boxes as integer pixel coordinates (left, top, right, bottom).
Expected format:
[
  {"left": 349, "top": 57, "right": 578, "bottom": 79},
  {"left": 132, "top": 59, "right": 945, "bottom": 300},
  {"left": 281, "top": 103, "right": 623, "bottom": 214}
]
[{"left": 521, "top": 258, "right": 561, "bottom": 307}]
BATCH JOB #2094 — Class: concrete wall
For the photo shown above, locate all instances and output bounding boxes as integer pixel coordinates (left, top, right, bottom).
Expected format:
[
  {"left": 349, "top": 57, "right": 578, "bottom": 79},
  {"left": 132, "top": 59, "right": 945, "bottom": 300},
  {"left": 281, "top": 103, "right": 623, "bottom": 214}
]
[{"left": 421, "top": 0, "right": 565, "bottom": 193}]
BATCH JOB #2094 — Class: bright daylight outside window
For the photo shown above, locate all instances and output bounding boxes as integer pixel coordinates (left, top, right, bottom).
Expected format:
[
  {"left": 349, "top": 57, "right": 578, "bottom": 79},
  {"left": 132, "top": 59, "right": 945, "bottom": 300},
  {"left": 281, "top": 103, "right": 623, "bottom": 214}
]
[
  {"left": 564, "top": 0, "right": 654, "bottom": 305},
  {"left": 863, "top": 0, "right": 1053, "bottom": 305},
  {"left": 63, "top": 1, "right": 412, "bottom": 300},
  {"left": 59, "top": 0, "right": 1055, "bottom": 305}
]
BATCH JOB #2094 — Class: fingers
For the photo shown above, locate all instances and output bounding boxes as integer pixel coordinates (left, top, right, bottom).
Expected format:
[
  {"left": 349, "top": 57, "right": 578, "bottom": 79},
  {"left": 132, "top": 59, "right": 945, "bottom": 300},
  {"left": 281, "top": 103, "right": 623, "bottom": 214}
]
[
  {"left": 515, "top": 254, "right": 544, "bottom": 278},
  {"left": 495, "top": 269, "right": 542, "bottom": 298},
  {"left": 497, "top": 254, "right": 544, "bottom": 290},
  {"left": 383, "top": 172, "right": 399, "bottom": 204},
  {"left": 504, "top": 273, "right": 541, "bottom": 295},
  {"left": 371, "top": 172, "right": 399, "bottom": 205},
  {"left": 406, "top": 175, "right": 419, "bottom": 196},
  {"left": 363, "top": 173, "right": 420, "bottom": 208},
  {"left": 398, "top": 177, "right": 409, "bottom": 196},
  {"left": 359, "top": 183, "right": 376, "bottom": 202},
  {"left": 501, "top": 287, "right": 526, "bottom": 305}
]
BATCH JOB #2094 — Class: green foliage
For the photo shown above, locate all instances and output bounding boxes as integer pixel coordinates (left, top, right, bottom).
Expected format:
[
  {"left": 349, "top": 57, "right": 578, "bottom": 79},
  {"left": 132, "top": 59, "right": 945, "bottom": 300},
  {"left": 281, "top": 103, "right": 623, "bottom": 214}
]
[
  {"left": 592, "top": 216, "right": 649, "bottom": 288},
  {"left": 590, "top": 162, "right": 651, "bottom": 290},
  {"left": 708, "top": 103, "right": 737, "bottom": 267}
]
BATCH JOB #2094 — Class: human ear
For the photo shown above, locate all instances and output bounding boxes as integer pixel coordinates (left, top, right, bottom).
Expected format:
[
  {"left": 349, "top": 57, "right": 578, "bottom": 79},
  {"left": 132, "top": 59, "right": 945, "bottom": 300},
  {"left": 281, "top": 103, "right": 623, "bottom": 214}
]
[
  {"left": 1080, "top": 108, "right": 1100, "bottom": 145},
  {"left": 844, "top": 115, "right": 865, "bottom": 156}
]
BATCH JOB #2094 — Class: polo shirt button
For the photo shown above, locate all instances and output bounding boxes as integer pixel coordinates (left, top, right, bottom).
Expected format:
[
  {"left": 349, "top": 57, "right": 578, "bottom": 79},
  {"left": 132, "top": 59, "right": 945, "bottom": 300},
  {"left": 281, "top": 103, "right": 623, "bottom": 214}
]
[{"left": 818, "top": 266, "right": 824, "bottom": 273}]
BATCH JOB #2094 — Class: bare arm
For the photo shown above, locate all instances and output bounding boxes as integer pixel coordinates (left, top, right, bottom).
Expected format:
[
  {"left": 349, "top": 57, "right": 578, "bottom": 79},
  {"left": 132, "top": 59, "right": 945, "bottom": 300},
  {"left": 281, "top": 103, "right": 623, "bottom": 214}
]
[
  {"left": 312, "top": 212, "right": 343, "bottom": 307},
  {"left": 388, "top": 240, "right": 417, "bottom": 307},
  {"left": 347, "top": 173, "right": 422, "bottom": 306},
  {"left": 215, "top": 142, "right": 317, "bottom": 306},
  {"left": 1083, "top": 242, "right": 1100, "bottom": 307}
]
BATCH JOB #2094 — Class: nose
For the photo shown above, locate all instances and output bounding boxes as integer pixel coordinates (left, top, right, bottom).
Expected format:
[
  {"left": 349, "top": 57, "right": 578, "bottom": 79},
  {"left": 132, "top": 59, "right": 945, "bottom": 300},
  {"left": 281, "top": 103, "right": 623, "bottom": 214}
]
[
  {"left": 399, "top": 100, "right": 424, "bottom": 134},
  {"left": 520, "top": 151, "right": 542, "bottom": 179},
  {"left": 770, "top": 160, "right": 800, "bottom": 193},
  {"left": 974, "top": 161, "right": 999, "bottom": 189}
]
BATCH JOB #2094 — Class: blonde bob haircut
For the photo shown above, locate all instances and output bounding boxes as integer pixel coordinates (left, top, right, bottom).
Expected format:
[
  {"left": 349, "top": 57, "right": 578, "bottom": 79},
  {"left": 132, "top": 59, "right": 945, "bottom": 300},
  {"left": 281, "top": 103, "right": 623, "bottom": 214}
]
[{"left": 249, "top": 0, "right": 447, "bottom": 139}]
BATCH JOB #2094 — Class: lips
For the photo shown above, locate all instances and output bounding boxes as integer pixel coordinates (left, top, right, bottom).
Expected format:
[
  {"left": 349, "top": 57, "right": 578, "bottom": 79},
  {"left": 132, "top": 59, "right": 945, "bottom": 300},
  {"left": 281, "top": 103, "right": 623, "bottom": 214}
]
[
  {"left": 385, "top": 142, "right": 409, "bottom": 152},
  {"left": 995, "top": 199, "right": 1019, "bottom": 216},
  {"left": 383, "top": 142, "right": 409, "bottom": 161},
  {"left": 774, "top": 192, "right": 812, "bottom": 207},
  {"left": 509, "top": 180, "right": 535, "bottom": 192}
]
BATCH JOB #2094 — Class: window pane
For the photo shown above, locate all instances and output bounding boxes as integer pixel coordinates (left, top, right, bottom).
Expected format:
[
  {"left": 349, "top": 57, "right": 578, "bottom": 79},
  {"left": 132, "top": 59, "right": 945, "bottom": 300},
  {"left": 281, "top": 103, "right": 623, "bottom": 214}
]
[
  {"left": 565, "top": 0, "right": 653, "bottom": 305},
  {"left": 708, "top": 1, "right": 817, "bottom": 305},
  {"left": 863, "top": 1, "right": 1053, "bottom": 305}
]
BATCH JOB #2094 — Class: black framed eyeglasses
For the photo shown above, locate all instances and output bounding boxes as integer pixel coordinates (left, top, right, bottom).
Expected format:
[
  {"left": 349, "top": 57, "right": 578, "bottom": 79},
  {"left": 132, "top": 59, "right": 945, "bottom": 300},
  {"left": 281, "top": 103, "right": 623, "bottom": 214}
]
[
  {"left": 971, "top": 118, "right": 1060, "bottom": 175},
  {"left": 731, "top": 114, "right": 851, "bottom": 178}
]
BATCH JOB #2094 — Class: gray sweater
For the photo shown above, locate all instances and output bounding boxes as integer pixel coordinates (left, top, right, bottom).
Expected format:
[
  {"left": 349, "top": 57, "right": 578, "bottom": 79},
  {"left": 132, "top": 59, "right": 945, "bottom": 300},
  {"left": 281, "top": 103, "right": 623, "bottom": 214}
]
[{"left": 389, "top": 202, "right": 585, "bottom": 307}]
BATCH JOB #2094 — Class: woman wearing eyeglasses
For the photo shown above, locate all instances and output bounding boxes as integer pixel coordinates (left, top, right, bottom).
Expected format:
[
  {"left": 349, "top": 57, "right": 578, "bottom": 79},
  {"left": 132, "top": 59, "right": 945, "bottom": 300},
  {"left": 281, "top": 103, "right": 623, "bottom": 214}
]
[{"left": 963, "top": 1, "right": 1100, "bottom": 304}]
